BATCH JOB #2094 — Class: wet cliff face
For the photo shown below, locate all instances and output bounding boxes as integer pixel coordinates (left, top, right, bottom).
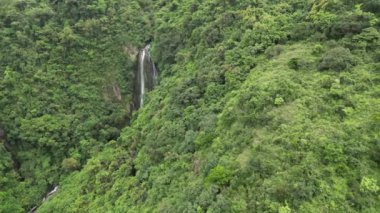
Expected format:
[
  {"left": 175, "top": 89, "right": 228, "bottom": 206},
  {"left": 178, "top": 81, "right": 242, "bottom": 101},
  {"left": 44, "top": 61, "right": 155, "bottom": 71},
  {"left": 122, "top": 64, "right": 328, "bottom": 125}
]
[
  {"left": 0, "top": 124, "right": 4, "bottom": 141},
  {"left": 132, "top": 45, "right": 158, "bottom": 110}
]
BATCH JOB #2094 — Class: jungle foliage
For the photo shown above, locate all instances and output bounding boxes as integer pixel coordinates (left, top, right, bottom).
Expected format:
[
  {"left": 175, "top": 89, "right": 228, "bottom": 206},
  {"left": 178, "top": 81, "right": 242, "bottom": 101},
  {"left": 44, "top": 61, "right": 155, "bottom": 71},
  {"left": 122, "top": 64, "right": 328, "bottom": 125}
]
[
  {"left": 0, "top": 0, "right": 379, "bottom": 212},
  {"left": 0, "top": 0, "right": 150, "bottom": 211}
]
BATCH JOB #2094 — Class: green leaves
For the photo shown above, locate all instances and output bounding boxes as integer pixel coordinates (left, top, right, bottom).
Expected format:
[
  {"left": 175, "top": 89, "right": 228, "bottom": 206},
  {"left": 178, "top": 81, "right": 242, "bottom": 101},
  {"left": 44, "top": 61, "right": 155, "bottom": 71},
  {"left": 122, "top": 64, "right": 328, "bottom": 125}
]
[
  {"left": 318, "top": 47, "right": 356, "bottom": 71},
  {"left": 360, "top": 177, "right": 380, "bottom": 194},
  {"left": 1, "top": 0, "right": 379, "bottom": 212},
  {"left": 61, "top": 158, "right": 80, "bottom": 172},
  {"left": 206, "top": 165, "right": 232, "bottom": 186},
  {"left": 0, "top": 0, "right": 136, "bottom": 209}
]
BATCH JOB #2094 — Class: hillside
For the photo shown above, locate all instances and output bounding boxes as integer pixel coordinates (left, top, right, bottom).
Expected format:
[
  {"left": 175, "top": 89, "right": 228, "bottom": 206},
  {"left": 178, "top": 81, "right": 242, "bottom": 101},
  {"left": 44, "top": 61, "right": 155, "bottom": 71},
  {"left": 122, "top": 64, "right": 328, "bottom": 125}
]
[
  {"left": 1, "top": 0, "right": 380, "bottom": 212},
  {"left": 0, "top": 0, "right": 148, "bottom": 211}
]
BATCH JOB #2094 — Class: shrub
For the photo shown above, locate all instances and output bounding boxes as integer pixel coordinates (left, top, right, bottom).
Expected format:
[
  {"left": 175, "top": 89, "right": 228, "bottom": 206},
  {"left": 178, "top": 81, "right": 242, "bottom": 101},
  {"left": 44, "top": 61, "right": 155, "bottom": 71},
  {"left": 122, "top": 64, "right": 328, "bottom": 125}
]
[
  {"left": 287, "top": 58, "right": 313, "bottom": 70},
  {"left": 310, "top": 32, "right": 327, "bottom": 42},
  {"left": 274, "top": 96, "right": 285, "bottom": 106},
  {"left": 288, "top": 58, "right": 300, "bottom": 70},
  {"left": 312, "top": 44, "right": 324, "bottom": 55},
  {"left": 353, "top": 27, "right": 380, "bottom": 51},
  {"left": 363, "top": 0, "right": 380, "bottom": 13},
  {"left": 291, "top": 22, "right": 314, "bottom": 40},
  {"left": 318, "top": 47, "right": 355, "bottom": 71},
  {"left": 265, "top": 45, "right": 284, "bottom": 59},
  {"left": 374, "top": 51, "right": 380, "bottom": 63},
  {"left": 279, "top": 204, "right": 292, "bottom": 213},
  {"left": 195, "top": 131, "right": 215, "bottom": 149},
  {"left": 360, "top": 176, "right": 379, "bottom": 193},
  {"left": 327, "top": 12, "right": 371, "bottom": 39},
  {"left": 62, "top": 158, "right": 80, "bottom": 171},
  {"left": 206, "top": 165, "right": 232, "bottom": 186}
]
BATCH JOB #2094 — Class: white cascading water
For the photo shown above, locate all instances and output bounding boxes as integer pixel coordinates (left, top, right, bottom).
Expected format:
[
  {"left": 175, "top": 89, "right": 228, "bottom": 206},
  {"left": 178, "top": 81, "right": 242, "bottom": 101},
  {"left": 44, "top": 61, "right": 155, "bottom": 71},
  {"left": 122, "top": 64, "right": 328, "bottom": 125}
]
[
  {"left": 136, "top": 44, "right": 158, "bottom": 109},
  {"left": 139, "top": 47, "right": 146, "bottom": 107},
  {"left": 28, "top": 186, "right": 59, "bottom": 213}
]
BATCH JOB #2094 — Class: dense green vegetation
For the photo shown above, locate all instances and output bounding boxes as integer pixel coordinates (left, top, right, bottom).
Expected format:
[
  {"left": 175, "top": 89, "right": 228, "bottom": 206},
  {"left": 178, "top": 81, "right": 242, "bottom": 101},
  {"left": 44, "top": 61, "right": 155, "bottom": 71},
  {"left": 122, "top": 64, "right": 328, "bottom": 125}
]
[
  {"left": 1, "top": 0, "right": 379, "bottom": 212},
  {"left": 0, "top": 0, "right": 150, "bottom": 211}
]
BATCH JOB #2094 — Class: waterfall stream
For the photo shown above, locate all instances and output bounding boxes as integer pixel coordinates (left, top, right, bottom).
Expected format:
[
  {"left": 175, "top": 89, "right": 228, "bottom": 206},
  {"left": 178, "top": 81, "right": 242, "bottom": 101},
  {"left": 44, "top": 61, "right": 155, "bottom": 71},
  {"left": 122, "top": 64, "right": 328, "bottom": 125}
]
[
  {"left": 134, "top": 44, "right": 158, "bottom": 109},
  {"left": 28, "top": 186, "right": 59, "bottom": 213},
  {"left": 139, "top": 49, "right": 146, "bottom": 107},
  {"left": 28, "top": 45, "right": 158, "bottom": 213}
]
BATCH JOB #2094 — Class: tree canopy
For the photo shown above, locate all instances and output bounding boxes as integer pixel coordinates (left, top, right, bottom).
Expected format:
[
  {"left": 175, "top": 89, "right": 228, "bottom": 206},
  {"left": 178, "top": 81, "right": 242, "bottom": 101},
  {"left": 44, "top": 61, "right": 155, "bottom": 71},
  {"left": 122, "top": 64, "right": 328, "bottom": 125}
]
[{"left": 0, "top": 0, "right": 379, "bottom": 212}]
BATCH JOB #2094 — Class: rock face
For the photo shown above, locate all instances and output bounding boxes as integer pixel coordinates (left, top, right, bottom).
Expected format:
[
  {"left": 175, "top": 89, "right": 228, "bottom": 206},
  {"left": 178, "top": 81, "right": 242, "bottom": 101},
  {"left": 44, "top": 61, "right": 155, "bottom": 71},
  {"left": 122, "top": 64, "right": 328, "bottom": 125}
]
[
  {"left": 132, "top": 44, "right": 158, "bottom": 110},
  {"left": 0, "top": 124, "right": 5, "bottom": 141}
]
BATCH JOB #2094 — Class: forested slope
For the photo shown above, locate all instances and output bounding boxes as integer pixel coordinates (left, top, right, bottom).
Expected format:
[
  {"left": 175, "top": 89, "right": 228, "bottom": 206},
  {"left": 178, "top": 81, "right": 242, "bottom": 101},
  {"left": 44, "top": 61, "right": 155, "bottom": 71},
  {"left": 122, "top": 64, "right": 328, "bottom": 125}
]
[
  {"left": 1, "top": 0, "right": 380, "bottom": 212},
  {"left": 0, "top": 0, "right": 150, "bottom": 211}
]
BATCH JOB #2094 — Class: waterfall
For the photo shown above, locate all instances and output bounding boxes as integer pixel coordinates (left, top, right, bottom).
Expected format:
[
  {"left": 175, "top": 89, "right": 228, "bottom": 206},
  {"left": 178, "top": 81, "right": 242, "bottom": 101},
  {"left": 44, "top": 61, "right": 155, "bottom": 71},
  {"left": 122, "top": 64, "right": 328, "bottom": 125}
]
[
  {"left": 133, "top": 44, "right": 158, "bottom": 109},
  {"left": 28, "top": 186, "right": 59, "bottom": 213},
  {"left": 139, "top": 48, "right": 146, "bottom": 107}
]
